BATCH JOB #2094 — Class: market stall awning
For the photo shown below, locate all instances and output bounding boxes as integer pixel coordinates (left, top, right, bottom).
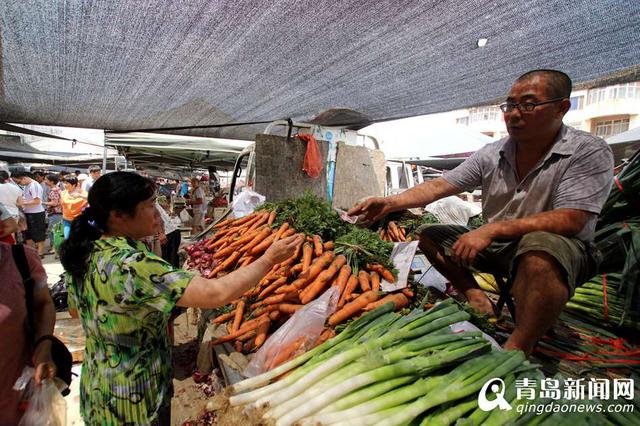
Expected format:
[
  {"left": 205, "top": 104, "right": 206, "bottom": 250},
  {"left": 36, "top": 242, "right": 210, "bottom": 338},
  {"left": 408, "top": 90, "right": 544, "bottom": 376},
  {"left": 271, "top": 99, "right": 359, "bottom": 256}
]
[
  {"left": 1, "top": 1, "right": 639, "bottom": 140},
  {"left": 0, "top": 134, "right": 113, "bottom": 165},
  {"left": 104, "top": 132, "right": 251, "bottom": 170}
]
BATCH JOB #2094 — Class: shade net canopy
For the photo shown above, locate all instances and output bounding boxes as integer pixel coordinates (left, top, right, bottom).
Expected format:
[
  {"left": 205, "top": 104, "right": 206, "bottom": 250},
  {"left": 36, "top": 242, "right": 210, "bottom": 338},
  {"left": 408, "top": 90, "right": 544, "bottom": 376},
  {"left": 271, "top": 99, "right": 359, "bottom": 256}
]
[
  {"left": 105, "top": 131, "right": 251, "bottom": 170},
  {"left": 1, "top": 1, "right": 639, "bottom": 140}
]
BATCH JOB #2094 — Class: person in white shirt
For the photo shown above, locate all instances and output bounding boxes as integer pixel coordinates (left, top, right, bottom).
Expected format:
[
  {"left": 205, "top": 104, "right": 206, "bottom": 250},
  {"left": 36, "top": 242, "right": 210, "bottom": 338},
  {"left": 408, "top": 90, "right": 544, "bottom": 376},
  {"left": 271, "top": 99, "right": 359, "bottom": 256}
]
[
  {"left": 82, "top": 165, "right": 101, "bottom": 193},
  {"left": 156, "top": 203, "right": 181, "bottom": 267},
  {"left": 186, "top": 177, "right": 207, "bottom": 234},
  {"left": 0, "top": 170, "right": 22, "bottom": 218},
  {"left": 13, "top": 171, "right": 46, "bottom": 256}
]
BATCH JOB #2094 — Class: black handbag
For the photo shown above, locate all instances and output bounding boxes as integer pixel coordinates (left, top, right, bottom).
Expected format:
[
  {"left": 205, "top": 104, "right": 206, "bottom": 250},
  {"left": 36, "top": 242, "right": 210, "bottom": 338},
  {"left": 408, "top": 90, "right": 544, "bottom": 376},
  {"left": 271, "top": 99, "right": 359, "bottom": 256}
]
[{"left": 12, "top": 244, "right": 73, "bottom": 396}]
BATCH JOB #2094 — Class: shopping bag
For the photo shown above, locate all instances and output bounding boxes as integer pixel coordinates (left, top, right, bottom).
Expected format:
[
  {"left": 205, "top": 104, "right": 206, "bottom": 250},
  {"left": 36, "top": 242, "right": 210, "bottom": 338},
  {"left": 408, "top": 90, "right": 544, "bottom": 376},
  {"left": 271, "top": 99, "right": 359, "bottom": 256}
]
[{"left": 18, "top": 378, "right": 66, "bottom": 426}]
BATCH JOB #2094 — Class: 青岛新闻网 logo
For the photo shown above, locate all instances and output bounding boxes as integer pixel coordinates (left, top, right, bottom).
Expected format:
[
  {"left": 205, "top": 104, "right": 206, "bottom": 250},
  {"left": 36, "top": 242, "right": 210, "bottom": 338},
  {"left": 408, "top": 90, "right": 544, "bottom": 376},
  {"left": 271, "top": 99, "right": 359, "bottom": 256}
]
[{"left": 478, "top": 378, "right": 513, "bottom": 412}]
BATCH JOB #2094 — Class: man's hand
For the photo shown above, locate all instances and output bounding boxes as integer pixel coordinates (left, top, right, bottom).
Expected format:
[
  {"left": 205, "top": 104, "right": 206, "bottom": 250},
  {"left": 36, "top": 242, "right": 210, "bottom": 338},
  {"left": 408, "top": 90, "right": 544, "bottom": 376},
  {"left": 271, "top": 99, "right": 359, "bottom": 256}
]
[
  {"left": 347, "top": 197, "right": 394, "bottom": 223},
  {"left": 16, "top": 197, "right": 25, "bottom": 207},
  {"left": 158, "top": 232, "right": 168, "bottom": 245},
  {"left": 33, "top": 342, "right": 57, "bottom": 385},
  {"left": 263, "top": 234, "right": 304, "bottom": 265},
  {"left": 451, "top": 225, "right": 495, "bottom": 268}
]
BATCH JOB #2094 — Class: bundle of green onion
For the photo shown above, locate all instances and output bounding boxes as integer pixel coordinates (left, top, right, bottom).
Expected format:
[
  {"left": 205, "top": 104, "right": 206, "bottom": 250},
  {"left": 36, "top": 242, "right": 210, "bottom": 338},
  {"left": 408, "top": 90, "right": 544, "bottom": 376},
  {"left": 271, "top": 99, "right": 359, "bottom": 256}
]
[
  {"left": 567, "top": 273, "right": 640, "bottom": 330},
  {"left": 597, "top": 149, "right": 640, "bottom": 227},
  {"left": 225, "top": 300, "right": 530, "bottom": 426}
]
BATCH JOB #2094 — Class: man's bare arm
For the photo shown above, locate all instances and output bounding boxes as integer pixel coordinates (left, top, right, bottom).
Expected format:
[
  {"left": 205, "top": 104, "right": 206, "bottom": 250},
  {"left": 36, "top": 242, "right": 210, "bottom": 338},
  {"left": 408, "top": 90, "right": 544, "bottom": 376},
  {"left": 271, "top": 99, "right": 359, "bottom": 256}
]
[
  {"left": 390, "top": 177, "right": 462, "bottom": 210},
  {"left": 348, "top": 177, "right": 462, "bottom": 222},
  {"left": 451, "top": 208, "right": 591, "bottom": 267}
]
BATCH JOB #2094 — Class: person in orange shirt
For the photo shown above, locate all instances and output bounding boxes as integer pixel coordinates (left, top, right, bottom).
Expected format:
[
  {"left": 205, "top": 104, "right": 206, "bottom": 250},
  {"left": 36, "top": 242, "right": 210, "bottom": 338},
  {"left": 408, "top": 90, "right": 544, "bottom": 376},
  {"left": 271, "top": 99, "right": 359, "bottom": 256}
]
[{"left": 60, "top": 176, "right": 88, "bottom": 239}]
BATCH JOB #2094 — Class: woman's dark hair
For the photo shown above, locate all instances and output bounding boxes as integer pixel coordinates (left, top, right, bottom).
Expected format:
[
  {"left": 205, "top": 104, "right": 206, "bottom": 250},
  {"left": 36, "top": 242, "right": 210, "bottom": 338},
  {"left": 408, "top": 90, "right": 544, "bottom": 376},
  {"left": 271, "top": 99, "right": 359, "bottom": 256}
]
[
  {"left": 46, "top": 173, "right": 60, "bottom": 184},
  {"left": 63, "top": 176, "right": 78, "bottom": 186},
  {"left": 60, "top": 172, "right": 156, "bottom": 282}
]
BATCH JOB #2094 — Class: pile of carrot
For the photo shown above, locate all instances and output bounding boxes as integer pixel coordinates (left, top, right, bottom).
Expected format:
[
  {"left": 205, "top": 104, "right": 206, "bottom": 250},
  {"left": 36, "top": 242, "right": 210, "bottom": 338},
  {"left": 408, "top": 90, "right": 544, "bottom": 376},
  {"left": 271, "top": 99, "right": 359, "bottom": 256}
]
[
  {"left": 187, "top": 210, "right": 411, "bottom": 358},
  {"left": 378, "top": 221, "right": 411, "bottom": 242}
]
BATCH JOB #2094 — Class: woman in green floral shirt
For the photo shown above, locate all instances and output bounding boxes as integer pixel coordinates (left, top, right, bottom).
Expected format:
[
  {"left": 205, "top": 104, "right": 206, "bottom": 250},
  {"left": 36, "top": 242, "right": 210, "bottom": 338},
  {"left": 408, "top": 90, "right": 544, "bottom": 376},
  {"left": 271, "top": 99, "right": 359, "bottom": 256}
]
[{"left": 61, "top": 172, "right": 302, "bottom": 425}]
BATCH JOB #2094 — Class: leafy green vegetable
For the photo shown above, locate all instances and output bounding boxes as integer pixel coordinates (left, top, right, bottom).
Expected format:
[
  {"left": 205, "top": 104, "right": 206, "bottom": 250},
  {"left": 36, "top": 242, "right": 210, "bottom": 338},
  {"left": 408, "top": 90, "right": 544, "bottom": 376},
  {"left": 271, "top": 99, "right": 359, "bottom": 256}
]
[
  {"left": 258, "top": 191, "right": 351, "bottom": 240},
  {"left": 467, "top": 215, "right": 484, "bottom": 229},
  {"left": 397, "top": 212, "right": 440, "bottom": 236},
  {"left": 335, "top": 228, "right": 395, "bottom": 272}
]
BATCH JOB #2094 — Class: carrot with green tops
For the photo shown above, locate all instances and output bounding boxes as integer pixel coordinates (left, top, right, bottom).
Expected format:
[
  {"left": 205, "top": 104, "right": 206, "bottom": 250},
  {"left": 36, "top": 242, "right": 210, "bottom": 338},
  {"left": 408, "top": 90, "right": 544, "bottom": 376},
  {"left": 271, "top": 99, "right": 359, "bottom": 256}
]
[
  {"left": 230, "top": 300, "right": 245, "bottom": 333},
  {"left": 267, "top": 210, "right": 277, "bottom": 226},
  {"left": 358, "top": 270, "right": 371, "bottom": 292},
  {"left": 301, "top": 243, "right": 313, "bottom": 272},
  {"left": 323, "top": 241, "right": 334, "bottom": 251},
  {"left": 370, "top": 271, "right": 381, "bottom": 292},
  {"left": 300, "top": 255, "right": 347, "bottom": 303},
  {"left": 329, "top": 291, "right": 380, "bottom": 326},
  {"left": 364, "top": 293, "right": 409, "bottom": 311},
  {"left": 312, "top": 235, "right": 323, "bottom": 256},
  {"left": 338, "top": 274, "right": 358, "bottom": 308},
  {"left": 290, "top": 263, "right": 304, "bottom": 274},
  {"left": 347, "top": 293, "right": 361, "bottom": 302},
  {"left": 247, "top": 211, "right": 269, "bottom": 232}
]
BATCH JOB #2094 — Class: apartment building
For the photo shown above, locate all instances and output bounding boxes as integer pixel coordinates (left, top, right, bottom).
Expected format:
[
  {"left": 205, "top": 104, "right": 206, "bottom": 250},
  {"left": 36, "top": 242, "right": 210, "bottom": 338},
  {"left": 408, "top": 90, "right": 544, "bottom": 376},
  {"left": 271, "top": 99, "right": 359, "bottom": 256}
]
[{"left": 451, "top": 82, "right": 640, "bottom": 142}]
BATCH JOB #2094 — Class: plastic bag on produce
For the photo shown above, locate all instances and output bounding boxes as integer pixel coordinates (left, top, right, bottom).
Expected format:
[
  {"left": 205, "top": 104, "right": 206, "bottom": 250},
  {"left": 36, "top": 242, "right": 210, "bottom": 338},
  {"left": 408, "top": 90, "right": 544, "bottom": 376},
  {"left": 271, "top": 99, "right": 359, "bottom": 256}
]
[
  {"left": 424, "top": 195, "right": 481, "bottom": 226},
  {"left": 18, "top": 378, "right": 67, "bottom": 426},
  {"left": 243, "top": 286, "right": 339, "bottom": 377},
  {"left": 231, "top": 189, "right": 265, "bottom": 218}
]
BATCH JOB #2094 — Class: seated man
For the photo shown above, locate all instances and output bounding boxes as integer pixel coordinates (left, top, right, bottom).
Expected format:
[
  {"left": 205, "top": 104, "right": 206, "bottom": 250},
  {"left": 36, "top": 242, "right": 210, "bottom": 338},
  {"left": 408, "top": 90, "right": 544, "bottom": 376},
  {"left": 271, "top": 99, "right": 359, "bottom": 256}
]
[{"left": 349, "top": 69, "right": 613, "bottom": 355}]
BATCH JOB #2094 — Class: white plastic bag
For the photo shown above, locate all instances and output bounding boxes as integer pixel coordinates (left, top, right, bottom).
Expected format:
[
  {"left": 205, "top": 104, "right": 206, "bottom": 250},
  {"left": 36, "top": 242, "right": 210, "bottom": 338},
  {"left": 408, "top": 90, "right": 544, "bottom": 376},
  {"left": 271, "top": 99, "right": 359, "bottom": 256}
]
[
  {"left": 232, "top": 189, "right": 266, "bottom": 218},
  {"left": 18, "top": 379, "right": 66, "bottom": 426},
  {"left": 425, "top": 195, "right": 482, "bottom": 226},
  {"left": 179, "top": 208, "right": 192, "bottom": 225},
  {"left": 243, "top": 287, "right": 339, "bottom": 377}
]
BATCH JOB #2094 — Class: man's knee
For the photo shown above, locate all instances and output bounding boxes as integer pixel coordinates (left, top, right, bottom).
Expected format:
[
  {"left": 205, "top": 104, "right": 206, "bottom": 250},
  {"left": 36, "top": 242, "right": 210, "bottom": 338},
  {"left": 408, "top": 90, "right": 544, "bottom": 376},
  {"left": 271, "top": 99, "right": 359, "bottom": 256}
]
[{"left": 514, "top": 251, "right": 569, "bottom": 298}]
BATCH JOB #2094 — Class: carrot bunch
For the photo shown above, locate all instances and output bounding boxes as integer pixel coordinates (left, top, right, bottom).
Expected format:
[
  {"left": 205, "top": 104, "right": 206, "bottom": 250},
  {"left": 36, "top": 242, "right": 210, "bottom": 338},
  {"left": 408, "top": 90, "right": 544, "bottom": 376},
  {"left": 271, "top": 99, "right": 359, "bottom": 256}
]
[
  {"left": 194, "top": 210, "right": 408, "bottom": 357},
  {"left": 378, "top": 221, "right": 411, "bottom": 242}
]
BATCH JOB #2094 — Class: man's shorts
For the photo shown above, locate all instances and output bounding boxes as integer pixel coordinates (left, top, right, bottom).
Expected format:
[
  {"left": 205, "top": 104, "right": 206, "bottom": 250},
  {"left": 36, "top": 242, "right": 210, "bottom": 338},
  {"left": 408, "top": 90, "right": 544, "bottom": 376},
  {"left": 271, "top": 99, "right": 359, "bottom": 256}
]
[
  {"left": 417, "top": 224, "right": 601, "bottom": 296},
  {"left": 24, "top": 211, "right": 47, "bottom": 243},
  {"left": 192, "top": 210, "right": 205, "bottom": 229}
]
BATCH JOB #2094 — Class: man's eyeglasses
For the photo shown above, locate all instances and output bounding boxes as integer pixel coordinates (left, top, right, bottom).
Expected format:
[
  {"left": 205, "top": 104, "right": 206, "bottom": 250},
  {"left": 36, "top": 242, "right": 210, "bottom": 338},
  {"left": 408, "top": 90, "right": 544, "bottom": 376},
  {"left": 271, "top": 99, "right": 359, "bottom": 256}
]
[{"left": 499, "top": 97, "right": 566, "bottom": 113}]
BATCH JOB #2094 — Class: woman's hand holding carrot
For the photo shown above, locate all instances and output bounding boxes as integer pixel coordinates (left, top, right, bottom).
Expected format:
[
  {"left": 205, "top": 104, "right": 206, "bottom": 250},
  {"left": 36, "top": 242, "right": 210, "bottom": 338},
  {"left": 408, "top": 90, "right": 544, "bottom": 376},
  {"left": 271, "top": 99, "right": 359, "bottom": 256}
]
[{"left": 262, "top": 234, "right": 305, "bottom": 266}]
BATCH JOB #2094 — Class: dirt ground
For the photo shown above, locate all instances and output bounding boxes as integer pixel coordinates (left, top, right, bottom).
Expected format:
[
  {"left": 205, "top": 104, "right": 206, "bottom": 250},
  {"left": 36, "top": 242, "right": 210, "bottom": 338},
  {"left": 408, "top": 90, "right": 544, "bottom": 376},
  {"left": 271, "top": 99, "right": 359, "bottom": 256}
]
[{"left": 171, "top": 311, "right": 212, "bottom": 425}]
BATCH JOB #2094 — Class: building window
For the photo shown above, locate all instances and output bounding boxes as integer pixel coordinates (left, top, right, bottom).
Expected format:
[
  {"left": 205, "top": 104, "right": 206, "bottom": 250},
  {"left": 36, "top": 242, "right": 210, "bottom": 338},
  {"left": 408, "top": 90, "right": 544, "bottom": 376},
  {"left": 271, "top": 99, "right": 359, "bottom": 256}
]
[
  {"left": 456, "top": 117, "right": 469, "bottom": 126},
  {"left": 587, "top": 82, "right": 640, "bottom": 105},
  {"left": 569, "top": 96, "right": 584, "bottom": 111},
  {"left": 594, "top": 118, "right": 629, "bottom": 138},
  {"left": 469, "top": 106, "right": 500, "bottom": 123}
]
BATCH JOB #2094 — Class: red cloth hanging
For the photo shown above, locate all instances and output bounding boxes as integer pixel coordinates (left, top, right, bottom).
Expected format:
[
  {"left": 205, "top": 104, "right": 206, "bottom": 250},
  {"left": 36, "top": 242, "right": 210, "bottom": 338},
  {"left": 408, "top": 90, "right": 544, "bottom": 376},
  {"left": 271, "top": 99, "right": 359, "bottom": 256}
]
[{"left": 298, "top": 134, "right": 323, "bottom": 179}]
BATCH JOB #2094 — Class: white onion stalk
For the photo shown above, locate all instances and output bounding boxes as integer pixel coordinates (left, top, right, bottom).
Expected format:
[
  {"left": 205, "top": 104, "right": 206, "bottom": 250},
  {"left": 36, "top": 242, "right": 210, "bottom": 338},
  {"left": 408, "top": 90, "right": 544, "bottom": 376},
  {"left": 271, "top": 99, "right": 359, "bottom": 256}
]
[{"left": 274, "top": 340, "right": 490, "bottom": 426}]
